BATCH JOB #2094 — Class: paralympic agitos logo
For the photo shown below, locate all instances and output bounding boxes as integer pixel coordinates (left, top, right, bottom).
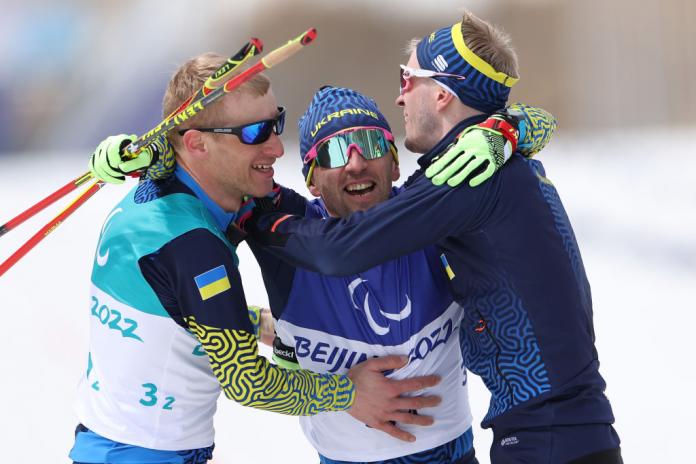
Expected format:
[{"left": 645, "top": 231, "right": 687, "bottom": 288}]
[{"left": 348, "top": 277, "right": 411, "bottom": 336}]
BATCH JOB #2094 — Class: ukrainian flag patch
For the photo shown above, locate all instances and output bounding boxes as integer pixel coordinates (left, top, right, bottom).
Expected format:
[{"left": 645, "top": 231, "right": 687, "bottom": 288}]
[
  {"left": 194, "top": 265, "right": 231, "bottom": 300},
  {"left": 440, "top": 253, "right": 455, "bottom": 280}
]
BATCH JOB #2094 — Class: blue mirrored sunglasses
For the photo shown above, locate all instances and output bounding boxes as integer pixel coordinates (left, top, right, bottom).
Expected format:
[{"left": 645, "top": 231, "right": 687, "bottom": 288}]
[{"left": 178, "top": 107, "right": 285, "bottom": 145}]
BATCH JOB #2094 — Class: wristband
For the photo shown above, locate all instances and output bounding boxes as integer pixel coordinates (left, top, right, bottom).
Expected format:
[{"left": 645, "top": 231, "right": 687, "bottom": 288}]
[
  {"left": 273, "top": 337, "right": 300, "bottom": 370},
  {"left": 477, "top": 117, "right": 519, "bottom": 153}
]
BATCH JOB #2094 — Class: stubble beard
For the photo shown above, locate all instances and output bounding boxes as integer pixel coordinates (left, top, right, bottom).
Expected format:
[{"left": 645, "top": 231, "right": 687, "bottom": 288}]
[
  {"left": 404, "top": 109, "right": 440, "bottom": 154},
  {"left": 322, "top": 180, "right": 391, "bottom": 218}
]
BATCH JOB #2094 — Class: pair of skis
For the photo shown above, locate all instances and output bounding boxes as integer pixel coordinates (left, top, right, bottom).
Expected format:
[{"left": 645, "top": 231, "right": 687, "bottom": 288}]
[{"left": 0, "top": 28, "right": 317, "bottom": 278}]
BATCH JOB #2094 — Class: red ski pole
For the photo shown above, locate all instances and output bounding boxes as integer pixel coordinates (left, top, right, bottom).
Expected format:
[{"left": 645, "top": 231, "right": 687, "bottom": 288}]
[{"left": 0, "top": 180, "right": 103, "bottom": 277}]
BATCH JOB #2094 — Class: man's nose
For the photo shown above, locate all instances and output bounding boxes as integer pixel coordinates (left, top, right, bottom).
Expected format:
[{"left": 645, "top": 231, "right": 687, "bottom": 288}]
[
  {"left": 344, "top": 145, "right": 367, "bottom": 172},
  {"left": 263, "top": 132, "right": 284, "bottom": 158},
  {"left": 395, "top": 93, "right": 405, "bottom": 107}
]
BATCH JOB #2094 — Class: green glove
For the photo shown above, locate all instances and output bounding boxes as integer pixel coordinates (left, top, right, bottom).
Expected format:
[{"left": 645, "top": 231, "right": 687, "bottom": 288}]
[
  {"left": 88, "top": 134, "right": 169, "bottom": 184},
  {"left": 426, "top": 123, "right": 513, "bottom": 188}
]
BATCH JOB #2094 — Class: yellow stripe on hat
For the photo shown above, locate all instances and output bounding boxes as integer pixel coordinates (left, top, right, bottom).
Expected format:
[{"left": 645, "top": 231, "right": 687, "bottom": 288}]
[{"left": 450, "top": 23, "right": 519, "bottom": 88}]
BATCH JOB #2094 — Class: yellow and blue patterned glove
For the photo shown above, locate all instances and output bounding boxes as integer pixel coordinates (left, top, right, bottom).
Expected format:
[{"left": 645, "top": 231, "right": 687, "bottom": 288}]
[
  {"left": 506, "top": 103, "right": 557, "bottom": 158},
  {"left": 145, "top": 136, "right": 177, "bottom": 181},
  {"left": 247, "top": 305, "right": 263, "bottom": 339},
  {"left": 425, "top": 104, "right": 557, "bottom": 187},
  {"left": 88, "top": 134, "right": 171, "bottom": 184}
]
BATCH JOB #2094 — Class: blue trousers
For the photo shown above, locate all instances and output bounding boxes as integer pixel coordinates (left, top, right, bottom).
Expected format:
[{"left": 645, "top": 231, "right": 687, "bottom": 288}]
[{"left": 70, "top": 424, "right": 214, "bottom": 464}]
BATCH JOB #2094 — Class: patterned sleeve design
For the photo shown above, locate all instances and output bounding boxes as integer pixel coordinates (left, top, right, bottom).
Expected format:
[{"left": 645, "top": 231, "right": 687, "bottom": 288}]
[{"left": 185, "top": 316, "right": 355, "bottom": 415}]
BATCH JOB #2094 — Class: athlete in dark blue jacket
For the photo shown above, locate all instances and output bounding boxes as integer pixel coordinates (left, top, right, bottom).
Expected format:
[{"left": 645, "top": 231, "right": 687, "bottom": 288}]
[{"left": 247, "top": 15, "right": 622, "bottom": 464}]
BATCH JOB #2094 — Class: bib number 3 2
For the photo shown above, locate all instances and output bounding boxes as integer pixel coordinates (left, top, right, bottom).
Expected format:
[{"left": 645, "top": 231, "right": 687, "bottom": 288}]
[{"left": 140, "top": 383, "right": 175, "bottom": 410}]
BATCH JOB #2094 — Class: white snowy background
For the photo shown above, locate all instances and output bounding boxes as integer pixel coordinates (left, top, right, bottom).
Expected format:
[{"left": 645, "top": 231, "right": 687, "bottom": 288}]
[{"left": 1, "top": 132, "right": 694, "bottom": 463}]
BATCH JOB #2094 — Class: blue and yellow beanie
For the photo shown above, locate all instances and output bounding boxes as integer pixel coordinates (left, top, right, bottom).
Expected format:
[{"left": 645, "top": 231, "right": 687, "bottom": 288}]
[
  {"left": 416, "top": 22, "right": 518, "bottom": 113},
  {"left": 298, "top": 86, "right": 392, "bottom": 181}
]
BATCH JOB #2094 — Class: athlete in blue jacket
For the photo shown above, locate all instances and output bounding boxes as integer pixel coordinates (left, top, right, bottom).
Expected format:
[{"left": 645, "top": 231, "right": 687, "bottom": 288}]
[{"left": 247, "top": 14, "right": 622, "bottom": 464}]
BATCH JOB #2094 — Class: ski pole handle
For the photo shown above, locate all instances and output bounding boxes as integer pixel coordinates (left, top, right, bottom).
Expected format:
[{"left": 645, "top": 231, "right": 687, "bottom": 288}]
[
  {"left": 261, "top": 28, "right": 317, "bottom": 68},
  {"left": 220, "top": 28, "right": 318, "bottom": 94}
]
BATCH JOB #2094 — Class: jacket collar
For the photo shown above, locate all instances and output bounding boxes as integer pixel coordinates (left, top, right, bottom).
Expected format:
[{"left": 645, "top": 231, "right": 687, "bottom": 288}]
[{"left": 174, "top": 165, "right": 237, "bottom": 232}]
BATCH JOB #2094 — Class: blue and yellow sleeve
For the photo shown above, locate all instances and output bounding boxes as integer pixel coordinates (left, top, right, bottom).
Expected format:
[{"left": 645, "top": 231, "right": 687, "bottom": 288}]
[
  {"left": 185, "top": 316, "right": 355, "bottom": 415},
  {"left": 140, "top": 228, "right": 355, "bottom": 415}
]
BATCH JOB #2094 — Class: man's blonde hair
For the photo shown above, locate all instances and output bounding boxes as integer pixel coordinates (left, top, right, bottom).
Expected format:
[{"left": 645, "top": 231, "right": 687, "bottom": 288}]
[
  {"left": 406, "top": 10, "right": 519, "bottom": 78},
  {"left": 162, "top": 52, "right": 270, "bottom": 148},
  {"left": 459, "top": 10, "right": 518, "bottom": 78}
]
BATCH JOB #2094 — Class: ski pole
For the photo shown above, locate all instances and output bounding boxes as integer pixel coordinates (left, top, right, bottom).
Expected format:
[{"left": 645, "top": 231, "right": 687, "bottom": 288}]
[
  {"left": 132, "top": 27, "right": 317, "bottom": 154},
  {"left": 0, "top": 180, "right": 103, "bottom": 277},
  {"left": 0, "top": 38, "right": 263, "bottom": 238},
  {"left": 127, "top": 37, "right": 264, "bottom": 154},
  {"left": 0, "top": 172, "right": 93, "bottom": 238}
]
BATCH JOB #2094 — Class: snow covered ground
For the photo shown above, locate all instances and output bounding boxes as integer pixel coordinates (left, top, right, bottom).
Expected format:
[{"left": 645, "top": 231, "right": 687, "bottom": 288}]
[{"left": 0, "top": 131, "right": 693, "bottom": 463}]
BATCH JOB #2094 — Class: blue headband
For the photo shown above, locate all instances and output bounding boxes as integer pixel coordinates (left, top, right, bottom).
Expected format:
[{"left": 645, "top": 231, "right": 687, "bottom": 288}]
[
  {"left": 298, "top": 86, "right": 392, "bottom": 180},
  {"left": 416, "top": 23, "right": 518, "bottom": 113}
]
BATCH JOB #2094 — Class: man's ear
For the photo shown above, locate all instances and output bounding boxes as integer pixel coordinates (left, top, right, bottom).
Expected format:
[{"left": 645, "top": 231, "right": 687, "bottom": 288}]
[
  {"left": 391, "top": 159, "right": 400, "bottom": 182},
  {"left": 182, "top": 130, "right": 208, "bottom": 159},
  {"left": 434, "top": 87, "right": 457, "bottom": 113},
  {"left": 307, "top": 177, "right": 321, "bottom": 197}
]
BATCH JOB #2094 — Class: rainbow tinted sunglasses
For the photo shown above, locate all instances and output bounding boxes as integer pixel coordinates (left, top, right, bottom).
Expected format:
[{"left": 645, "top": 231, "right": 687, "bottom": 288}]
[{"left": 303, "top": 126, "right": 399, "bottom": 185}]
